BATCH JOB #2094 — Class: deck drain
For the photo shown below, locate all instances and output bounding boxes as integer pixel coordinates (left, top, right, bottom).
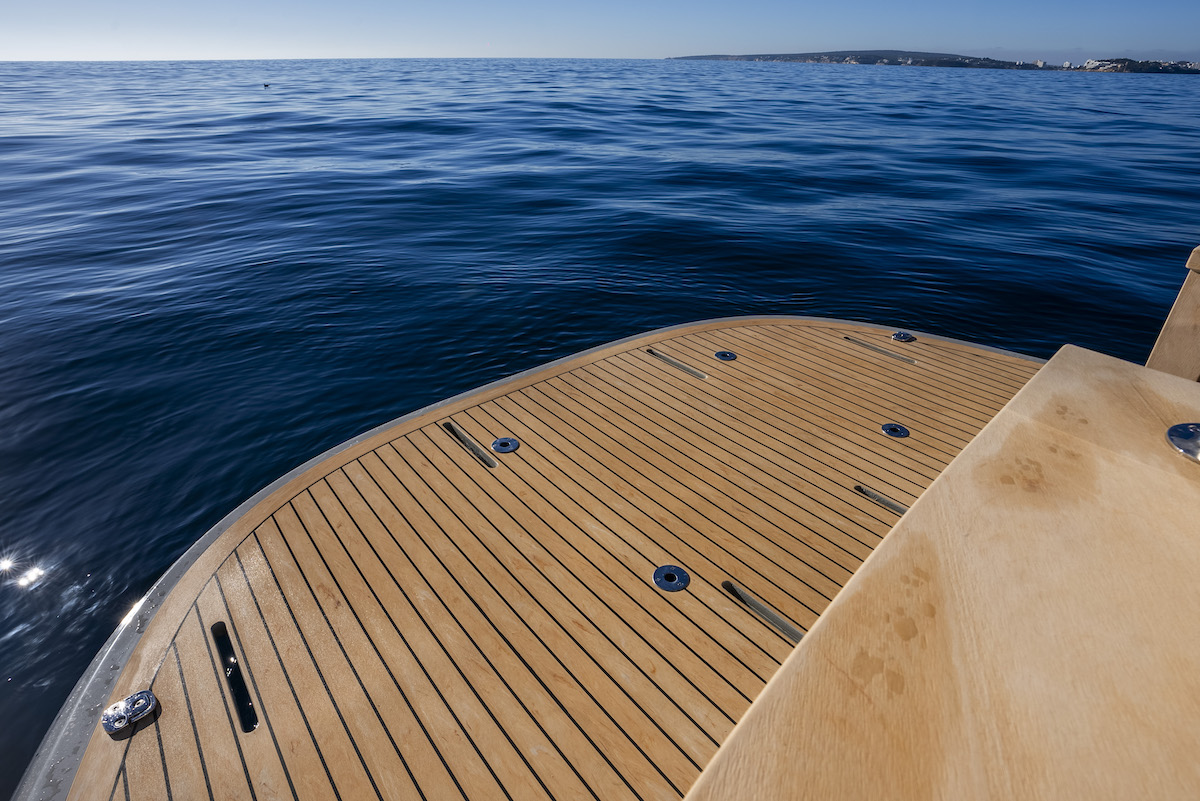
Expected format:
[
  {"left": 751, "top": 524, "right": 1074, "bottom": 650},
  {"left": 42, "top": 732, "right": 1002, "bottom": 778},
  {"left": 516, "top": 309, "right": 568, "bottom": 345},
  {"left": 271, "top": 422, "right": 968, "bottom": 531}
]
[
  {"left": 853, "top": 484, "right": 910, "bottom": 515},
  {"left": 645, "top": 348, "right": 708, "bottom": 379},
  {"left": 491, "top": 437, "right": 520, "bottom": 453},
  {"left": 442, "top": 421, "right": 498, "bottom": 468},
  {"left": 714, "top": 351, "right": 737, "bottom": 361},
  {"left": 722, "top": 580, "right": 804, "bottom": 645},
  {"left": 891, "top": 331, "right": 917, "bottom": 342},
  {"left": 882, "top": 423, "right": 910, "bottom": 438},
  {"left": 653, "top": 565, "right": 690, "bottom": 592}
]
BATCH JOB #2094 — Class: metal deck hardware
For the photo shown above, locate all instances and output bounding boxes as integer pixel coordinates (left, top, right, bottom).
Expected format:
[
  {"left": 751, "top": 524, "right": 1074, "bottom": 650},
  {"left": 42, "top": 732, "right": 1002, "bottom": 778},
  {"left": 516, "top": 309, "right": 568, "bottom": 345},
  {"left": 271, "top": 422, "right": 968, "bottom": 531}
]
[
  {"left": 653, "top": 565, "right": 690, "bottom": 592},
  {"left": 491, "top": 437, "right": 520, "bottom": 453},
  {"left": 1167, "top": 423, "right": 1200, "bottom": 462},
  {"left": 101, "top": 690, "right": 157, "bottom": 736}
]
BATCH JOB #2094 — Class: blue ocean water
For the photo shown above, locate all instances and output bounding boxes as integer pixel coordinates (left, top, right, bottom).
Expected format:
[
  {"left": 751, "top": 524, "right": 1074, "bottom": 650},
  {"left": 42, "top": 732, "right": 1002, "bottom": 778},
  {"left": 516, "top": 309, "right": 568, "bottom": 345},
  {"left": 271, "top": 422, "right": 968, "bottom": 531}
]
[{"left": 1, "top": 57, "right": 1197, "bottom": 794}]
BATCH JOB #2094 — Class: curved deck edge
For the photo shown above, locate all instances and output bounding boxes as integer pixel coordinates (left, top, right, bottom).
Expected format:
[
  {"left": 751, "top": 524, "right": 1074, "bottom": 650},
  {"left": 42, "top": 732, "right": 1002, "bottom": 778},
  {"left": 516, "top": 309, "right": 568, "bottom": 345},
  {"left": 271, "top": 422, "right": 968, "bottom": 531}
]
[{"left": 15, "top": 315, "right": 1041, "bottom": 801}]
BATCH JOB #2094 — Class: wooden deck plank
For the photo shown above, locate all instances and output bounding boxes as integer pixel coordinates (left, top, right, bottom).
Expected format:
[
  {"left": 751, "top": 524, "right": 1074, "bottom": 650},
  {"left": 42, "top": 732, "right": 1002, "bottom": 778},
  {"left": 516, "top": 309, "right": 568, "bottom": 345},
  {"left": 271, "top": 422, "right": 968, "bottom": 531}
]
[
  {"left": 358, "top": 446, "right": 654, "bottom": 800},
  {"left": 583, "top": 356, "right": 881, "bottom": 561},
  {"left": 480, "top": 394, "right": 795, "bottom": 667},
  {"left": 459, "top": 401, "right": 788, "bottom": 680},
  {"left": 411, "top": 424, "right": 730, "bottom": 763},
  {"left": 715, "top": 325, "right": 1003, "bottom": 437},
  {"left": 769, "top": 325, "right": 1036, "bottom": 414},
  {"left": 217, "top": 537, "right": 337, "bottom": 801},
  {"left": 267, "top": 500, "right": 434, "bottom": 801},
  {"left": 508, "top": 383, "right": 834, "bottom": 627},
  {"left": 535, "top": 375, "right": 850, "bottom": 602},
  {"left": 243, "top": 522, "right": 382, "bottom": 801},
  {"left": 286, "top": 488, "right": 476, "bottom": 801},
  {"left": 675, "top": 332, "right": 968, "bottom": 464},
  {"left": 192, "top": 576, "right": 296, "bottom": 801},
  {"left": 441, "top": 409, "right": 751, "bottom": 730},
  {"left": 386, "top": 432, "right": 695, "bottom": 798},
  {"left": 697, "top": 327, "right": 1005, "bottom": 431},
  {"left": 337, "top": 456, "right": 612, "bottom": 801},
  {"left": 306, "top": 474, "right": 549, "bottom": 801},
  {"left": 561, "top": 363, "right": 866, "bottom": 583},
  {"left": 647, "top": 335, "right": 962, "bottom": 473},
  {"left": 170, "top": 597, "right": 254, "bottom": 801},
  {"left": 593, "top": 347, "right": 927, "bottom": 508},
  {"left": 595, "top": 352, "right": 894, "bottom": 544},
  {"left": 143, "top": 645, "right": 210, "bottom": 801},
  {"left": 805, "top": 323, "right": 1038, "bottom": 392},
  {"left": 113, "top": 770, "right": 128, "bottom": 801},
  {"left": 120, "top": 695, "right": 170, "bottom": 801},
  {"left": 786, "top": 326, "right": 1031, "bottom": 408},
  {"left": 639, "top": 339, "right": 946, "bottom": 491},
  {"left": 889, "top": 331, "right": 1042, "bottom": 387}
]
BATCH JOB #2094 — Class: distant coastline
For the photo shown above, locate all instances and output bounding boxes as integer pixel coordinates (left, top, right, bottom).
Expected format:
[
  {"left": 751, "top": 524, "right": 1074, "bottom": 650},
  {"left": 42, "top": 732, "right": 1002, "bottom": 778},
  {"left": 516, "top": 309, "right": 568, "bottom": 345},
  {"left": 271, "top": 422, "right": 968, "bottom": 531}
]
[{"left": 670, "top": 50, "right": 1200, "bottom": 73}]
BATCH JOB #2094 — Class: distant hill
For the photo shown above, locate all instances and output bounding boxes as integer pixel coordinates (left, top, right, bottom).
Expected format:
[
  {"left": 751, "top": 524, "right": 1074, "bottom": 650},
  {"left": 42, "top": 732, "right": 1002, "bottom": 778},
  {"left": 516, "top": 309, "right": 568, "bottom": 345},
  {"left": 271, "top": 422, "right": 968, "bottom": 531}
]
[
  {"left": 670, "top": 50, "right": 1049, "bottom": 69},
  {"left": 671, "top": 50, "right": 1200, "bottom": 73}
]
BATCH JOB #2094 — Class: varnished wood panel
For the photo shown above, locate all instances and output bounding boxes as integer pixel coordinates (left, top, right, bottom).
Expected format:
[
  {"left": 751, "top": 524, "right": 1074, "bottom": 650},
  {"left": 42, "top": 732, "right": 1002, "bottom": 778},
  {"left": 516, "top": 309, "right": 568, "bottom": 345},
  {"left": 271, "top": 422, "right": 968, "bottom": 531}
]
[
  {"left": 1147, "top": 246, "right": 1200, "bottom": 381},
  {"left": 64, "top": 319, "right": 1040, "bottom": 801}
]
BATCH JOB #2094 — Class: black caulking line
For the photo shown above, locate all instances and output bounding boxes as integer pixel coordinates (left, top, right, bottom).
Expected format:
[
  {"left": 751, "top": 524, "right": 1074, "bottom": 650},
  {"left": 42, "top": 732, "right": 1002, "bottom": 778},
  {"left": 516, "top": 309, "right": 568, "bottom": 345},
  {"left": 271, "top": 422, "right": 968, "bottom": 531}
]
[
  {"left": 645, "top": 348, "right": 708, "bottom": 379},
  {"left": 721, "top": 581, "right": 805, "bottom": 645},
  {"left": 853, "top": 484, "right": 910, "bottom": 515},
  {"left": 442, "top": 420, "right": 499, "bottom": 468},
  {"left": 842, "top": 337, "right": 916, "bottom": 364}
]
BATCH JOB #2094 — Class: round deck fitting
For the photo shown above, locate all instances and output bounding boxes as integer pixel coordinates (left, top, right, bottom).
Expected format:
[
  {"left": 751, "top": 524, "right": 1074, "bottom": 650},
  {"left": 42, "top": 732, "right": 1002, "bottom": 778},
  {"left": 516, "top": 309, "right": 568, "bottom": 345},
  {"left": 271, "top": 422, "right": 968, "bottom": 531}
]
[
  {"left": 714, "top": 351, "right": 738, "bottom": 361},
  {"left": 891, "top": 331, "right": 916, "bottom": 342},
  {"left": 1167, "top": 423, "right": 1200, "bottom": 462},
  {"left": 653, "top": 565, "right": 690, "bottom": 592},
  {"left": 491, "top": 437, "right": 520, "bottom": 453},
  {"left": 882, "top": 423, "right": 910, "bottom": 438}
]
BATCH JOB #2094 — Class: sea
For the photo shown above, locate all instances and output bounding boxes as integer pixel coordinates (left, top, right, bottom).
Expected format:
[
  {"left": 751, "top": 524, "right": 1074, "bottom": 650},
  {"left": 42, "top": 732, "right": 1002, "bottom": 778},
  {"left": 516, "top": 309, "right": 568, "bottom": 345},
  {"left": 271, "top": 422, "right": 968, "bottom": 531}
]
[{"left": 1, "top": 57, "right": 1198, "bottom": 796}]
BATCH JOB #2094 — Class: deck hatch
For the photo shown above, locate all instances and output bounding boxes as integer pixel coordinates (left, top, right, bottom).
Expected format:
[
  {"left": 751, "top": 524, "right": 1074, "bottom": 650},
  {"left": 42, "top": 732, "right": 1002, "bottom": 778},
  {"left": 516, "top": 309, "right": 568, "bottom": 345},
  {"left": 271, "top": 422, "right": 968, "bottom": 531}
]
[{"left": 210, "top": 621, "right": 258, "bottom": 733}]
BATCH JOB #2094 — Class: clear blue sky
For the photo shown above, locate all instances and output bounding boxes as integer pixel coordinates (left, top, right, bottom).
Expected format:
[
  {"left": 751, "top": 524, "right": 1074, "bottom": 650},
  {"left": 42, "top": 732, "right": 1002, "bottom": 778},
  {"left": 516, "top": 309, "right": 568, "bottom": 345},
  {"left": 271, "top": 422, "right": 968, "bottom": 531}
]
[{"left": 3, "top": 0, "right": 1197, "bottom": 63}]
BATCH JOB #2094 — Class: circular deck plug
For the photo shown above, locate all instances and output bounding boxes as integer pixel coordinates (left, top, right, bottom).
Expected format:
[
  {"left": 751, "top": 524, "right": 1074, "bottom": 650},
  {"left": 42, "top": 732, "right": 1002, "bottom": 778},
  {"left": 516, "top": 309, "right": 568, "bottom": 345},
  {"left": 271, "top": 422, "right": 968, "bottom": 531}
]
[
  {"left": 653, "top": 565, "right": 691, "bottom": 592},
  {"left": 881, "top": 423, "right": 910, "bottom": 438},
  {"left": 714, "top": 351, "right": 738, "bottom": 361},
  {"left": 491, "top": 437, "right": 520, "bottom": 454},
  {"left": 891, "top": 331, "right": 916, "bottom": 342}
]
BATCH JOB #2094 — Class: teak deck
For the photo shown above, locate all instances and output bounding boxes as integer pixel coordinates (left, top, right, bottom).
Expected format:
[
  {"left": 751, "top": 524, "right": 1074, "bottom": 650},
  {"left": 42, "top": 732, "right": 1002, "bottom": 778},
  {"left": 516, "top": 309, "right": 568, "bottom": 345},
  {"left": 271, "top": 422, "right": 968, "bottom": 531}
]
[{"left": 49, "top": 318, "right": 1041, "bottom": 801}]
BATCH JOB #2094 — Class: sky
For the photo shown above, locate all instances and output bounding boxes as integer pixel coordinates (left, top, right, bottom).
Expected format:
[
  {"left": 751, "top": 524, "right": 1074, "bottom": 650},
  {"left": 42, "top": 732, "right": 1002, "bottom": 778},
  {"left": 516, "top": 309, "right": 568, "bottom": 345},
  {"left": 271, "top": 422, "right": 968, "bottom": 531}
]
[{"left": 1, "top": 0, "right": 1197, "bottom": 63}]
